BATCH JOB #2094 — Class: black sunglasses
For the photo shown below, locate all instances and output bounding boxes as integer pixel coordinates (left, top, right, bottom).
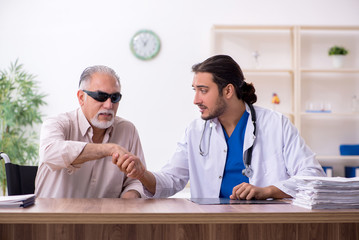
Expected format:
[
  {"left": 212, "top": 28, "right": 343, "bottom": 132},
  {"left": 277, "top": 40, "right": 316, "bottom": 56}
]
[{"left": 83, "top": 90, "right": 122, "bottom": 103}]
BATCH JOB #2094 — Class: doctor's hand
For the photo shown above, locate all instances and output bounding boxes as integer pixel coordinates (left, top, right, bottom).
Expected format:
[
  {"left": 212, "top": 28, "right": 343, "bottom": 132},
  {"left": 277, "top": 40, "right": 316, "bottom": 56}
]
[
  {"left": 113, "top": 153, "right": 157, "bottom": 195},
  {"left": 112, "top": 153, "right": 146, "bottom": 180},
  {"left": 230, "top": 183, "right": 291, "bottom": 200},
  {"left": 230, "top": 183, "right": 272, "bottom": 200}
]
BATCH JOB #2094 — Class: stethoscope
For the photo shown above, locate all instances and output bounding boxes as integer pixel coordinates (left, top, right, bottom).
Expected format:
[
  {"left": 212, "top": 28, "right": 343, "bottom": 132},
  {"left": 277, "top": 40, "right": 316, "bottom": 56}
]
[{"left": 199, "top": 103, "right": 257, "bottom": 178}]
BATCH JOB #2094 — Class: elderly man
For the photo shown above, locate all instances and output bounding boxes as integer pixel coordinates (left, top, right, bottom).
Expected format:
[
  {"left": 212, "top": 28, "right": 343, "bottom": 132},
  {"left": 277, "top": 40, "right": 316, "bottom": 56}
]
[{"left": 35, "top": 65, "right": 146, "bottom": 198}]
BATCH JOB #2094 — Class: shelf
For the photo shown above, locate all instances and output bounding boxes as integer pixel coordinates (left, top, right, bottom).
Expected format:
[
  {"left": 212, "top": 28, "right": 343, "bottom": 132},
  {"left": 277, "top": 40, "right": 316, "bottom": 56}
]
[
  {"left": 211, "top": 25, "right": 294, "bottom": 70},
  {"left": 299, "top": 26, "right": 359, "bottom": 31},
  {"left": 301, "top": 69, "right": 359, "bottom": 73},
  {"left": 212, "top": 25, "right": 359, "bottom": 173},
  {"left": 317, "top": 155, "right": 359, "bottom": 160},
  {"left": 244, "top": 69, "right": 294, "bottom": 74},
  {"left": 212, "top": 25, "right": 294, "bottom": 32},
  {"left": 301, "top": 112, "right": 359, "bottom": 118}
]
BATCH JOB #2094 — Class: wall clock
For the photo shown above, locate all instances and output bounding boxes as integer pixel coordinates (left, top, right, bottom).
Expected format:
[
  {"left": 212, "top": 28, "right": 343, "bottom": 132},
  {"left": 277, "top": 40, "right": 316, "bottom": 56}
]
[{"left": 130, "top": 29, "right": 161, "bottom": 60}]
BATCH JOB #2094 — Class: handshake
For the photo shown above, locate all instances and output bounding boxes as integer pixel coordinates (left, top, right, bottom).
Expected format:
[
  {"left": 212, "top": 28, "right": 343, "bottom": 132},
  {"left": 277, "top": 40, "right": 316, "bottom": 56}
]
[{"left": 112, "top": 152, "right": 146, "bottom": 181}]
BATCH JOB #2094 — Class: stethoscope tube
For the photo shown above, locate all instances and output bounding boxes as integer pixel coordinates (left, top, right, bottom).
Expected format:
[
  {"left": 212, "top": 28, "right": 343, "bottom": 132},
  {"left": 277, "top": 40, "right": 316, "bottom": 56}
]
[
  {"left": 198, "top": 103, "right": 257, "bottom": 177},
  {"left": 199, "top": 120, "right": 213, "bottom": 156},
  {"left": 242, "top": 103, "right": 256, "bottom": 178}
]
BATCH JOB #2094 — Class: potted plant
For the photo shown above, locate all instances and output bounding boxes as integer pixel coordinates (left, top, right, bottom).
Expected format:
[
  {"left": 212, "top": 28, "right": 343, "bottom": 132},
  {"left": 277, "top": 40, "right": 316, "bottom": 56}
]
[
  {"left": 328, "top": 45, "right": 349, "bottom": 68},
  {"left": 0, "top": 60, "right": 46, "bottom": 195}
]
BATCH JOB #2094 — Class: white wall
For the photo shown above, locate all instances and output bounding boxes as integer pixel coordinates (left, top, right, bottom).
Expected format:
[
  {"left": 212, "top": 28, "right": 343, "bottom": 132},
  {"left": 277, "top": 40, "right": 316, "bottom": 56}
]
[{"left": 0, "top": 0, "right": 358, "bottom": 171}]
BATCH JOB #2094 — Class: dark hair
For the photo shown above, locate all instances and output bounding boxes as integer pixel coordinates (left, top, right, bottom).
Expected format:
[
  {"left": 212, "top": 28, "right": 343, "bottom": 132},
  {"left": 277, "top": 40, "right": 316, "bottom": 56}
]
[{"left": 192, "top": 55, "right": 257, "bottom": 104}]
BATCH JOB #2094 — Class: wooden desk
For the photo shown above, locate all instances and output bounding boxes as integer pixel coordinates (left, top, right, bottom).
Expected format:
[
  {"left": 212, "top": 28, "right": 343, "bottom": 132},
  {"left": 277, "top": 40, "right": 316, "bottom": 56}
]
[{"left": 0, "top": 198, "right": 358, "bottom": 240}]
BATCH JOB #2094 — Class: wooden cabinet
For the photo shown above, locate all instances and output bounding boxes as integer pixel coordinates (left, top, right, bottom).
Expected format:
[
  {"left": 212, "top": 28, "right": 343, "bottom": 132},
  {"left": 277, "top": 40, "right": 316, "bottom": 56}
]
[
  {"left": 211, "top": 25, "right": 359, "bottom": 177},
  {"left": 211, "top": 26, "right": 296, "bottom": 120}
]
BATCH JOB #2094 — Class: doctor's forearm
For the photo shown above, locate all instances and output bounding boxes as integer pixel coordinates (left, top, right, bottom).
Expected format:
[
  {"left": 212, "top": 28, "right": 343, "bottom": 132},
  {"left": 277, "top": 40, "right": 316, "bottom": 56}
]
[
  {"left": 139, "top": 170, "right": 157, "bottom": 195},
  {"left": 267, "top": 185, "right": 291, "bottom": 199}
]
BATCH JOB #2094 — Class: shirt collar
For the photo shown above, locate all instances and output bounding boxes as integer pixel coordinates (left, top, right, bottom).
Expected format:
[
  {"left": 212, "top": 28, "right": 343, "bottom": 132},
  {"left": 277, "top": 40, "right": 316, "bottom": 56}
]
[{"left": 78, "top": 108, "right": 91, "bottom": 137}]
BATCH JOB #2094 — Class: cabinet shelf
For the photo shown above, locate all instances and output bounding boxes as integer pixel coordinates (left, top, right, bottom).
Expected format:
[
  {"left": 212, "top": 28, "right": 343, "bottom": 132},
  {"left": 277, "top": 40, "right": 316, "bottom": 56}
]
[
  {"left": 301, "top": 112, "right": 359, "bottom": 118},
  {"left": 244, "top": 69, "right": 294, "bottom": 74},
  {"left": 317, "top": 155, "right": 359, "bottom": 160},
  {"left": 212, "top": 25, "right": 359, "bottom": 177},
  {"left": 301, "top": 69, "right": 359, "bottom": 73},
  {"left": 212, "top": 25, "right": 294, "bottom": 31}
]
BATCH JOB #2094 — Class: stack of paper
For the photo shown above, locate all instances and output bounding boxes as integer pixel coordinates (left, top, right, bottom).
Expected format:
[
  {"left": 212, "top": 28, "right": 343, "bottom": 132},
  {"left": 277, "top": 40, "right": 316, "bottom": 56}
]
[
  {"left": 0, "top": 194, "right": 36, "bottom": 208},
  {"left": 292, "top": 176, "right": 359, "bottom": 209}
]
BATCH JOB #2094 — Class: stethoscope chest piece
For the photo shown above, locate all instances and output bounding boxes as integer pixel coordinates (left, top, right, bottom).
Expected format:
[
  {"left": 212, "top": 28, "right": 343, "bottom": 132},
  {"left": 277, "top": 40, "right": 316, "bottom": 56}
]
[{"left": 242, "top": 166, "right": 253, "bottom": 178}]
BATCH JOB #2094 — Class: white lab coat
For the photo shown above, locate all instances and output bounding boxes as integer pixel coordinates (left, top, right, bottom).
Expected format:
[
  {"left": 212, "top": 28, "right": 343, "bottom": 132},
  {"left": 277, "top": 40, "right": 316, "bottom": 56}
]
[{"left": 149, "top": 104, "right": 325, "bottom": 198}]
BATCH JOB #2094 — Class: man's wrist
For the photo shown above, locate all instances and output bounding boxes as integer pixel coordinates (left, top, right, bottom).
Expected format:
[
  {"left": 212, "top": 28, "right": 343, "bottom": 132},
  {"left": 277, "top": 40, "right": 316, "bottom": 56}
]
[
  {"left": 138, "top": 170, "right": 156, "bottom": 196},
  {"left": 122, "top": 190, "right": 141, "bottom": 198},
  {"left": 266, "top": 186, "right": 275, "bottom": 198},
  {"left": 138, "top": 170, "right": 148, "bottom": 183},
  {"left": 267, "top": 185, "right": 290, "bottom": 199}
]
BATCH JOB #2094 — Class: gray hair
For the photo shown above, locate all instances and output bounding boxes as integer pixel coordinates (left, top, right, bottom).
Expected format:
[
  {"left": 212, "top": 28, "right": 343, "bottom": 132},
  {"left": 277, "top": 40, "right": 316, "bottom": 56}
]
[{"left": 79, "top": 65, "right": 121, "bottom": 90}]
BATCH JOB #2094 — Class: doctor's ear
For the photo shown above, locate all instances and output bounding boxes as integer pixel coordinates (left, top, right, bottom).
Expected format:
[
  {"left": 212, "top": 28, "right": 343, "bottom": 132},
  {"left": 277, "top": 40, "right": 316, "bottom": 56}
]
[{"left": 223, "top": 84, "right": 235, "bottom": 99}]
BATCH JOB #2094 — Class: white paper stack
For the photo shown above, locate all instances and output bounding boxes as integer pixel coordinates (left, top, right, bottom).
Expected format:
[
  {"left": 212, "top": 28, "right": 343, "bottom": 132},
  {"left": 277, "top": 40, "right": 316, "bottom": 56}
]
[
  {"left": 0, "top": 194, "right": 36, "bottom": 208},
  {"left": 292, "top": 176, "right": 359, "bottom": 209}
]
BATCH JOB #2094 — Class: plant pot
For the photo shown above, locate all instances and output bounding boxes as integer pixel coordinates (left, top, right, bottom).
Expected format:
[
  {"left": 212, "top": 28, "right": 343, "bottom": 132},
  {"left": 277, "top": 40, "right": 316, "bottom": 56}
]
[{"left": 331, "top": 55, "right": 345, "bottom": 68}]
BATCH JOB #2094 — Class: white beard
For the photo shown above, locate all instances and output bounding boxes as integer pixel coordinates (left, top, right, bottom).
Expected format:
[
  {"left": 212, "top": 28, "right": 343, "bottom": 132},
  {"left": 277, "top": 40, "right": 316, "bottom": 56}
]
[{"left": 90, "top": 110, "right": 115, "bottom": 129}]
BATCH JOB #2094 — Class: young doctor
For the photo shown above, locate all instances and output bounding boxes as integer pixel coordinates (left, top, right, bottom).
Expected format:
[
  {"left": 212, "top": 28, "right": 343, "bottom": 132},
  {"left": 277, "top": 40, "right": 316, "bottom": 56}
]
[{"left": 113, "top": 55, "right": 326, "bottom": 200}]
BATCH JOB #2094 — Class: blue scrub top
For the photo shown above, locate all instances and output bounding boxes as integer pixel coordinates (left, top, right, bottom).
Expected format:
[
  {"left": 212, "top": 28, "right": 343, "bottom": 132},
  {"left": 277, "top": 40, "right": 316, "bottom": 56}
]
[{"left": 219, "top": 111, "right": 249, "bottom": 198}]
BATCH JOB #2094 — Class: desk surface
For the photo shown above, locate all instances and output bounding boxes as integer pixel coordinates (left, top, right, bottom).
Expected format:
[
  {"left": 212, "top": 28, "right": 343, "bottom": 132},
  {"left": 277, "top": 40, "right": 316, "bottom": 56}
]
[{"left": 0, "top": 198, "right": 359, "bottom": 224}]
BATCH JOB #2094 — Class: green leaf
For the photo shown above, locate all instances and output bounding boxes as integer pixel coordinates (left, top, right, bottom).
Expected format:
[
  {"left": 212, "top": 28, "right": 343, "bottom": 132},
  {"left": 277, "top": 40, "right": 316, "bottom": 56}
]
[{"left": 328, "top": 45, "right": 349, "bottom": 56}]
